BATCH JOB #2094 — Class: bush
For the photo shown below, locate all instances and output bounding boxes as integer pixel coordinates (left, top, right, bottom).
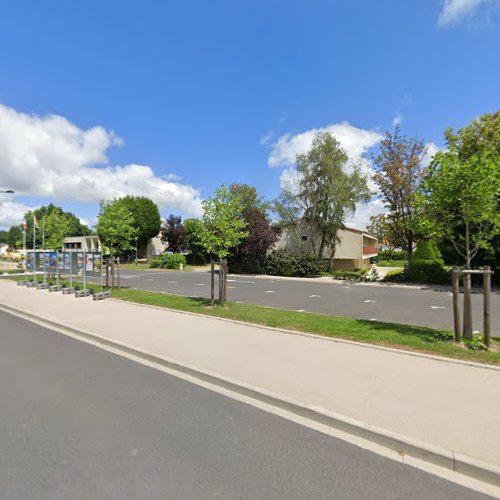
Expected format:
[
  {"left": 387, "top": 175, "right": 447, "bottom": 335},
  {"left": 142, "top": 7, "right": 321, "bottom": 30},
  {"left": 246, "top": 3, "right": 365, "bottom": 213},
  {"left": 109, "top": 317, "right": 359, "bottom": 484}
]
[
  {"left": 377, "top": 249, "right": 406, "bottom": 261},
  {"left": 265, "top": 250, "right": 322, "bottom": 278},
  {"left": 330, "top": 269, "right": 368, "bottom": 281},
  {"left": 185, "top": 253, "right": 208, "bottom": 266},
  {"left": 383, "top": 269, "right": 407, "bottom": 282},
  {"left": 408, "top": 259, "right": 449, "bottom": 284},
  {"left": 149, "top": 252, "right": 186, "bottom": 269},
  {"left": 228, "top": 256, "right": 262, "bottom": 274}
]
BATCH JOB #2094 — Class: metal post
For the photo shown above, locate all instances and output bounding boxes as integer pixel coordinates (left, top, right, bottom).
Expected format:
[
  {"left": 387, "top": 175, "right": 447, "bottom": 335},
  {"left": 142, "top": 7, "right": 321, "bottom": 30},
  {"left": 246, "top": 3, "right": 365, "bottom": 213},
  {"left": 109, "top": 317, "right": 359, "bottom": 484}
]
[
  {"left": 452, "top": 266, "right": 461, "bottom": 342},
  {"left": 484, "top": 266, "right": 491, "bottom": 349},
  {"left": 56, "top": 250, "right": 60, "bottom": 287},
  {"left": 69, "top": 252, "right": 73, "bottom": 290},
  {"left": 111, "top": 257, "right": 115, "bottom": 288},
  {"left": 33, "top": 221, "right": 36, "bottom": 284},
  {"left": 223, "top": 260, "right": 228, "bottom": 302},
  {"left": 83, "top": 251, "right": 87, "bottom": 292},
  {"left": 100, "top": 252, "right": 103, "bottom": 293},
  {"left": 42, "top": 219, "right": 46, "bottom": 285}
]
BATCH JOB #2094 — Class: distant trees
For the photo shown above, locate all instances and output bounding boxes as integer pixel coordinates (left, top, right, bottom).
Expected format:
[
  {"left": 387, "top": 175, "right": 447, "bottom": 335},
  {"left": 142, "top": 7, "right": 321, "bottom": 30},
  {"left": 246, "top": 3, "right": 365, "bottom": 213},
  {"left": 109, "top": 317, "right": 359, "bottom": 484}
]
[
  {"left": 277, "top": 132, "right": 370, "bottom": 269},
  {"left": 228, "top": 183, "right": 279, "bottom": 272},
  {"left": 366, "top": 214, "right": 396, "bottom": 251},
  {"left": 0, "top": 225, "right": 23, "bottom": 247},
  {"left": 96, "top": 199, "right": 137, "bottom": 256},
  {"left": 161, "top": 214, "right": 188, "bottom": 253},
  {"left": 115, "top": 196, "right": 161, "bottom": 253},
  {"left": 372, "top": 127, "right": 427, "bottom": 264},
  {"left": 23, "top": 204, "right": 91, "bottom": 249},
  {"left": 183, "top": 218, "right": 207, "bottom": 264}
]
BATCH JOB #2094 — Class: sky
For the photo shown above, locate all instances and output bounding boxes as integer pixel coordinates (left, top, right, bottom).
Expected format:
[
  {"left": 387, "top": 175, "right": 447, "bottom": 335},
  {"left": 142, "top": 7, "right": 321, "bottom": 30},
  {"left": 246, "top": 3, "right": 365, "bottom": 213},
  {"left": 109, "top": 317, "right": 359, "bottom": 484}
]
[{"left": 0, "top": 0, "right": 499, "bottom": 231}]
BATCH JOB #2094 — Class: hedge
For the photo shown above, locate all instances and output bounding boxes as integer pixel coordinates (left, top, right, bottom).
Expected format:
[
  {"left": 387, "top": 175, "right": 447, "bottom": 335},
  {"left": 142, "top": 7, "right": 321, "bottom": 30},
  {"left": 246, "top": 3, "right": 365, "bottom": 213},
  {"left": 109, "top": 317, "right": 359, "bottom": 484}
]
[{"left": 265, "top": 250, "right": 322, "bottom": 278}]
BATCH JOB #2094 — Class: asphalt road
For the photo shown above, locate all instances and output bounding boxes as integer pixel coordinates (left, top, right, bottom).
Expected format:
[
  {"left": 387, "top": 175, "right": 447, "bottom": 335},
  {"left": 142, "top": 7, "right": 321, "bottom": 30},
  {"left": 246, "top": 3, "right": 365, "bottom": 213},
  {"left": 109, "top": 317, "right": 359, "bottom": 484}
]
[
  {"left": 0, "top": 310, "right": 489, "bottom": 500},
  {"left": 91, "top": 268, "right": 500, "bottom": 332}
]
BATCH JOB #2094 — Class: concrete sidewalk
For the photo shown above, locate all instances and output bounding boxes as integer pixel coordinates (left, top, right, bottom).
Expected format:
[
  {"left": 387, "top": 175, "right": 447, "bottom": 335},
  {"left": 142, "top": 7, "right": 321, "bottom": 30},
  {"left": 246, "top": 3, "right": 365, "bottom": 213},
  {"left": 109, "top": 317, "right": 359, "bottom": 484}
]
[{"left": 1, "top": 279, "right": 499, "bottom": 485}]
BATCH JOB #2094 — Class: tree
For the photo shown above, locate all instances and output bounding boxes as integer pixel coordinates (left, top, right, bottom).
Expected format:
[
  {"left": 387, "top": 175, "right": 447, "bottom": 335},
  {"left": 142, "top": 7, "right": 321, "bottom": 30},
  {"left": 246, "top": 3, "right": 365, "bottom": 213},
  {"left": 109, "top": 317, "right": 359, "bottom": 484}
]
[
  {"left": 199, "top": 184, "right": 248, "bottom": 260},
  {"left": 161, "top": 214, "right": 188, "bottom": 253},
  {"left": 23, "top": 204, "right": 91, "bottom": 249},
  {"left": 183, "top": 218, "right": 207, "bottom": 264},
  {"left": 115, "top": 196, "right": 161, "bottom": 253},
  {"left": 372, "top": 127, "right": 427, "bottom": 263},
  {"left": 277, "top": 132, "right": 370, "bottom": 269},
  {"left": 96, "top": 199, "right": 138, "bottom": 256},
  {"left": 366, "top": 213, "right": 400, "bottom": 253},
  {"left": 0, "top": 225, "right": 23, "bottom": 247},
  {"left": 227, "top": 183, "right": 279, "bottom": 270},
  {"left": 416, "top": 153, "right": 500, "bottom": 270}
]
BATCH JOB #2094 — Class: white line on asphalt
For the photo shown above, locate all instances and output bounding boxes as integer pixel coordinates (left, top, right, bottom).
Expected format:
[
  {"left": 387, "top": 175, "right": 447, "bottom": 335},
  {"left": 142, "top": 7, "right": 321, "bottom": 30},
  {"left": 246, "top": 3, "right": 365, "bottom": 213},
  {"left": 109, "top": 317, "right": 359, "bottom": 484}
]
[
  {"left": 168, "top": 281, "right": 178, "bottom": 284},
  {"left": 227, "top": 279, "right": 255, "bottom": 284},
  {"left": 364, "top": 300, "right": 376, "bottom": 303},
  {"left": 430, "top": 306, "right": 445, "bottom": 310},
  {"left": 145, "top": 279, "right": 155, "bottom": 281},
  {"left": 265, "top": 290, "right": 276, "bottom": 293},
  {"left": 309, "top": 294, "right": 321, "bottom": 298},
  {"left": 195, "top": 283, "right": 205, "bottom": 286},
  {"left": 228, "top": 286, "right": 236, "bottom": 289}
]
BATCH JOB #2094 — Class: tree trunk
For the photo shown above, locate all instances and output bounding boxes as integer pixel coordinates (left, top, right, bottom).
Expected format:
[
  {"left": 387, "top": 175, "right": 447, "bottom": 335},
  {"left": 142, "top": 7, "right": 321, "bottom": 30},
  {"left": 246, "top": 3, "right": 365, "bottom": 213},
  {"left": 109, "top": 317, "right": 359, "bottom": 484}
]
[
  {"left": 463, "top": 219, "right": 473, "bottom": 340},
  {"left": 329, "top": 231, "right": 338, "bottom": 271}
]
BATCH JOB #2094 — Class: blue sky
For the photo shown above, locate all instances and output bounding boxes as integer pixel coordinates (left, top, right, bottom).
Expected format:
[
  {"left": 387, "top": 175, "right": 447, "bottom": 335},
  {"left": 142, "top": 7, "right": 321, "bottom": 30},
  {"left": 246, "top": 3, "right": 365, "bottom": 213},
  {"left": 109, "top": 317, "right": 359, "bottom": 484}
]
[{"left": 0, "top": 0, "right": 499, "bottom": 230}]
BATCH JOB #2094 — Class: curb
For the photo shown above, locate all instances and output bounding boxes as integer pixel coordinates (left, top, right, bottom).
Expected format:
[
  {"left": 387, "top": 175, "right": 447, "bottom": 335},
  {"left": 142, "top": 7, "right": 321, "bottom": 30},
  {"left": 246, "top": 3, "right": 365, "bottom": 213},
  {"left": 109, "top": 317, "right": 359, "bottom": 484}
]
[{"left": 1, "top": 301, "right": 500, "bottom": 490}]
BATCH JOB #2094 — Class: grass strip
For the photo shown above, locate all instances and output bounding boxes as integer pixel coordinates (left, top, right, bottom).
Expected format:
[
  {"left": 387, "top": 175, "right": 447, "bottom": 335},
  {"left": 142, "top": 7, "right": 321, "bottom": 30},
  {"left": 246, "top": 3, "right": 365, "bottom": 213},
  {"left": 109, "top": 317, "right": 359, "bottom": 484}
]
[
  {"left": 8, "top": 275, "right": 500, "bottom": 365},
  {"left": 110, "top": 287, "right": 500, "bottom": 365}
]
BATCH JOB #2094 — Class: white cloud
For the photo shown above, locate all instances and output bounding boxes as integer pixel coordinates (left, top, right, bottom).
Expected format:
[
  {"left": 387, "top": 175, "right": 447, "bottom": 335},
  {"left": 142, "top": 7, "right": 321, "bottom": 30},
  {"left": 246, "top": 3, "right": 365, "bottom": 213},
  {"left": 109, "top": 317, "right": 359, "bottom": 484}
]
[
  {"left": 392, "top": 114, "right": 403, "bottom": 127},
  {"left": 422, "top": 141, "right": 441, "bottom": 167},
  {"left": 268, "top": 122, "right": 381, "bottom": 168},
  {"left": 0, "top": 103, "right": 203, "bottom": 219},
  {"left": 438, "top": 0, "right": 498, "bottom": 26},
  {"left": 0, "top": 195, "right": 34, "bottom": 229}
]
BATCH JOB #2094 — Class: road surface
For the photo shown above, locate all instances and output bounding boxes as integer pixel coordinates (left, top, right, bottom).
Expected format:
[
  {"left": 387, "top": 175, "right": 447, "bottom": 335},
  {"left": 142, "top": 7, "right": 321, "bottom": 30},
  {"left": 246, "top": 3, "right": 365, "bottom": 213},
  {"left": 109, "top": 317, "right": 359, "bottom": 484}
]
[
  {"left": 90, "top": 268, "right": 500, "bottom": 332},
  {"left": 0, "top": 310, "right": 489, "bottom": 499}
]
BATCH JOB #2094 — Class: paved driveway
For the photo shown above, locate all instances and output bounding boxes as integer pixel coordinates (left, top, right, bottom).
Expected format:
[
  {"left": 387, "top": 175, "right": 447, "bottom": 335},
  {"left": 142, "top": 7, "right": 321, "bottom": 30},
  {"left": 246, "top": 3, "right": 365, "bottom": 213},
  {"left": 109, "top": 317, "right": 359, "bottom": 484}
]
[{"left": 89, "top": 269, "right": 500, "bottom": 332}]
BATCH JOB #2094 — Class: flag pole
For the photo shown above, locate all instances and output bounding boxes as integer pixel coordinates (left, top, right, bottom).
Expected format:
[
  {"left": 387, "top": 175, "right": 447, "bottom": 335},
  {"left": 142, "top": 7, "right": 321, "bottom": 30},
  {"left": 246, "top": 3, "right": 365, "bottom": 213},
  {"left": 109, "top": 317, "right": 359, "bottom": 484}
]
[
  {"left": 42, "top": 217, "right": 46, "bottom": 285},
  {"left": 33, "top": 215, "right": 36, "bottom": 284},
  {"left": 22, "top": 220, "right": 26, "bottom": 272}
]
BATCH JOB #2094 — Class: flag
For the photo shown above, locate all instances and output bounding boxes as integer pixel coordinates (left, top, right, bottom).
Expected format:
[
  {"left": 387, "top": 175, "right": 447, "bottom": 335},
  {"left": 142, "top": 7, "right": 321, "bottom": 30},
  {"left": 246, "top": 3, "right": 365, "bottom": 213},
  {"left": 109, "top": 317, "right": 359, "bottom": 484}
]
[
  {"left": 33, "top": 215, "right": 38, "bottom": 228},
  {"left": 23, "top": 220, "right": 27, "bottom": 232}
]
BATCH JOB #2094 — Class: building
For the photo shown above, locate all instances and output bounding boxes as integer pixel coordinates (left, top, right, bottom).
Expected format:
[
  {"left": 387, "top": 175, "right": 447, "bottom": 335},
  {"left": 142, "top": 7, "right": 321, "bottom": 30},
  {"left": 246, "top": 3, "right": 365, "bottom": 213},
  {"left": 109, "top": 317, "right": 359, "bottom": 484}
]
[
  {"left": 145, "top": 235, "right": 168, "bottom": 259},
  {"left": 277, "top": 223, "right": 378, "bottom": 270},
  {"left": 62, "top": 236, "right": 101, "bottom": 252},
  {"left": 0, "top": 243, "right": 9, "bottom": 256}
]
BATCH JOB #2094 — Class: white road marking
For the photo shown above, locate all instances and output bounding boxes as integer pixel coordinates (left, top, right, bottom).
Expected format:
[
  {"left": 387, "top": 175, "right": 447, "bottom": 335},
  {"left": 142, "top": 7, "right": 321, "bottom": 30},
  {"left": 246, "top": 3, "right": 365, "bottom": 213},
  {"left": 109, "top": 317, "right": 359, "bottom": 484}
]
[
  {"left": 228, "top": 286, "right": 236, "bottom": 289},
  {"left": 265, "top": 290, "right": 276, "bottom": 293},
  {"left": 309, "top": 295, "right": 321, "bottom": 298},
  {"left": 195, "top": 283, "right": 205, "bottom": 286},
  {"left": 227, "top": 279, "right": 255, "bottom": 284},
  {"left": 145, "top": 278, "right": 155, "bottom": 281},
  {"left": 364, "top": 299, "right": 376, "bottom": 303},
  {"left": 168, "top": 281, "right": 178, "bottom": 284},
  {"left": 120, "top": 275, "right": 138, "bottom": 279},
  {"left": 430, "top": 306, "right": 445, "bottom": 310}
]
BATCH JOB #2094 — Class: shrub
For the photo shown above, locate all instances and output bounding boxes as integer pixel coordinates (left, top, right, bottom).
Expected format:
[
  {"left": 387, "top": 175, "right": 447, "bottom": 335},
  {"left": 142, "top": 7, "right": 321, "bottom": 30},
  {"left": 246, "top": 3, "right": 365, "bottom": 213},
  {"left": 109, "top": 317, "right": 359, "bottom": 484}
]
[
  {"left": 330, "top": 269, "right": 368, "bottom": 281},
  {"left": 149, "top": 252, "right": 186, "bottom": 269},
  {"left": 383, "top": 269, "right": 407, "bottom": 282},
  {"left": 265, "top": 250, "right": 322, "bottom": 278},
  {"left": 408, "top": 259, "right": 448, "bottom": 284},
  {"left": 185, "top": 253, "right": 208, "bottom": 266},
  {"left": 377, "top": 249, "right": 406, "bottom": 261},
  {"left": 227, "top": 256, "right": 262, "bottom": 274}
]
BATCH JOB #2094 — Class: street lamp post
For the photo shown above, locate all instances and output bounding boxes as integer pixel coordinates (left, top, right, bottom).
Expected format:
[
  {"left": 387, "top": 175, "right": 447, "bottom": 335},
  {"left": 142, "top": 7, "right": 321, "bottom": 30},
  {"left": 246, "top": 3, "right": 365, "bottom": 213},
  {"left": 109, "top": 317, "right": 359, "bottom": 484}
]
[{"left": 0, "top": 190, "right": 15, "bottom": 194}]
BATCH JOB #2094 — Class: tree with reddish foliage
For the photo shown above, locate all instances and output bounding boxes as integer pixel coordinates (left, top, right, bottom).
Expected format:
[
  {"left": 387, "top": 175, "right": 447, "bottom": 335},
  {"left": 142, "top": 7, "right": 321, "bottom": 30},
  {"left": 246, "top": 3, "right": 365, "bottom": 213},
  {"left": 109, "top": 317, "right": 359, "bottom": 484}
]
[
  {"left": 228, "top": 184, "right": 280, "bottom": 272},
  {"left": 161, "top": 214, "right": 187, "bottom": 253}
]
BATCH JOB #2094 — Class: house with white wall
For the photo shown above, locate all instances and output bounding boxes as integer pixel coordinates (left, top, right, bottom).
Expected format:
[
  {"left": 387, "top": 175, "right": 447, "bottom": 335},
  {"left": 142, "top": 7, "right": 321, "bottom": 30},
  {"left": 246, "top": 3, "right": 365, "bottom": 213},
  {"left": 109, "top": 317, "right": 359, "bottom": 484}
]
[{"left": 276, "top": 222, "right": 377, "bottom": 270}]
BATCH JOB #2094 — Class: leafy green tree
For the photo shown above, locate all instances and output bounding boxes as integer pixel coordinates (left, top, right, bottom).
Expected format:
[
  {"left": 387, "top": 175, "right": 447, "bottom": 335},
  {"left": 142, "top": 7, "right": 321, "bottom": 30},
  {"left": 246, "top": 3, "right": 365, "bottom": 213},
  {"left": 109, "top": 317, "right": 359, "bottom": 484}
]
[
  {"left": 199, "top": 184, "right": 248, "bottom": 260},
  {"left": 183, "top": 218, "right": 207, "bottom": 264},
  {"left": 277, "top": 132, "right": 370, "bottom": 269},
  {"left": 229, "top": 183, "right": 270, "bottom": 218},
  {"left": 44, "top": 211, "right": 73, "bottom": 249},
  {"left": 416, "top": 152, "right": 500, "bottom": 270},
  {"left": 372, "top": 127, "right": 427, "bottom": 263},
  {"left": 24, "top": 204, "right": 91, "bottom": 248},
  {"left": 115, "top": 196, "right": 161, "bottom": 253},
  {"left": 0, "top": 225, "right": 23, "bottom": 247},
  {"left": 96, "top": 199, "right": 138, "bottom": 256},
  {"left": 366, "top": 213, "right": 398, "bottom": 253}
]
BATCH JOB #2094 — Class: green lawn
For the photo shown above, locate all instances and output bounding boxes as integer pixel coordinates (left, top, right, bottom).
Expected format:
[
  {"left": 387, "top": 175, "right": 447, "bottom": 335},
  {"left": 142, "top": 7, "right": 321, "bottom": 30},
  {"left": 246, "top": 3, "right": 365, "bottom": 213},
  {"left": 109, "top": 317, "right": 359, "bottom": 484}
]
[
  {"left": 119, "top": 262, "right": 210, "bottom": 272},
  {"left": 8, "top": 275, "right": 500, "bottom": 364},
  {"left": 377, "top": 260, "right": 405, "bottom": 268}
]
